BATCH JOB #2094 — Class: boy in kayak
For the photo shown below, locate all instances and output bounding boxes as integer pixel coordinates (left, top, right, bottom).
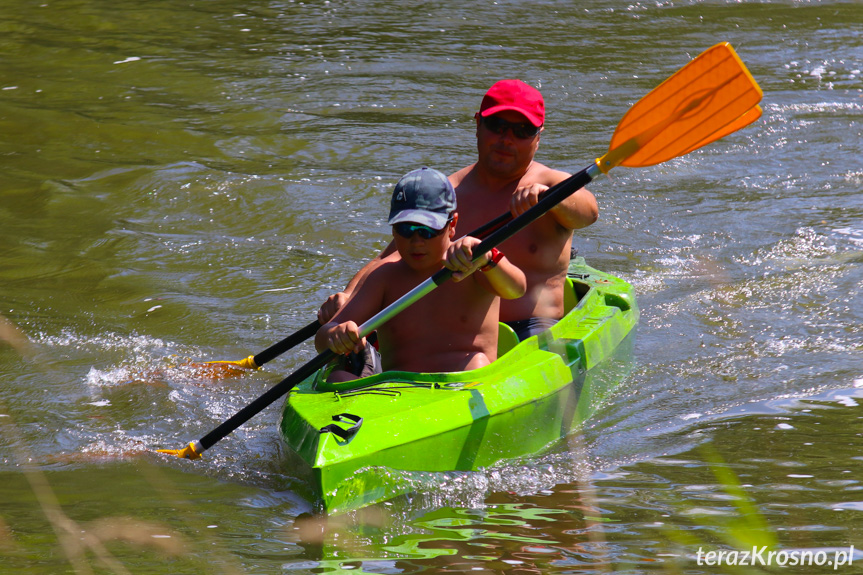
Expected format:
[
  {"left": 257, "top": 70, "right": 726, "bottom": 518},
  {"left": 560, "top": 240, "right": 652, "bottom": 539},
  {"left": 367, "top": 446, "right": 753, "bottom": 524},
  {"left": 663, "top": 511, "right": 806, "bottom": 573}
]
[{"left": 315, "top": 167, "right": 526, "bottom": 380}]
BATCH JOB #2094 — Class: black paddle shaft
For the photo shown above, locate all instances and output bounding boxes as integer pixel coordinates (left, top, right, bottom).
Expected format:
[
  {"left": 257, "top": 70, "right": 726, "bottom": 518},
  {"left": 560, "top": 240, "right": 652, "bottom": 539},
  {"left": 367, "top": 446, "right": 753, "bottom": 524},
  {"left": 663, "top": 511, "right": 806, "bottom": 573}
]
[
  {"left": 431, "top": 164, "right": 597, "bottom": 286},
  {"left": 199, "top": 348, "right": 336, "bottom": 450},
  {"left": 195, "top": 163, "right": 597, "bottom": 452},
  {"left": 252, "top": 320, "right": 320, "bottom": 367}
]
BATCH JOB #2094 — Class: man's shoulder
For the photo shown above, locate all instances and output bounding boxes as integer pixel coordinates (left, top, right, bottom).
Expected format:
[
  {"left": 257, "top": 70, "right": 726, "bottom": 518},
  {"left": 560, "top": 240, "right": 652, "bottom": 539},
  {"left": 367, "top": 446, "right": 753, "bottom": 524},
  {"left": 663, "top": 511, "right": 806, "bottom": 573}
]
[
  {"left": 526, "top": 161, "right": 571, "bottom": 186},
  {"left": 450, "top": 161, "right": 570, "bottom": 197},
  {"left": 448, "top": 164, "right": 476, "bottom": 187}
]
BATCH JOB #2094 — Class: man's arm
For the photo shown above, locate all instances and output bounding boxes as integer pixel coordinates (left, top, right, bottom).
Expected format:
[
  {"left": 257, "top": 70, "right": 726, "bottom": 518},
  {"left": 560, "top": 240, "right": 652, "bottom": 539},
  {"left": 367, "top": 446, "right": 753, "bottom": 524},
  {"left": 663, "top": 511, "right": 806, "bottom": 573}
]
[{"left": 511, "top": 168, "right": 598, "bottom": 230}]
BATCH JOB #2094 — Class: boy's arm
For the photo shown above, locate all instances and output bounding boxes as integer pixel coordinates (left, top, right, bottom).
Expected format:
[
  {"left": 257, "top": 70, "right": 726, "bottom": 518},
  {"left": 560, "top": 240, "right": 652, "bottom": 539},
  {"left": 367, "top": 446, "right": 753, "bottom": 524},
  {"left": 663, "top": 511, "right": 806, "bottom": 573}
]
[
  {"left": 444, "top": 237, "right": 526, "bottom": 299},
  {"left": 314, "top": 265, "right": 389, "bottom": 354},
  {"left": 476, "top": 250, "right": 526, "bottom": 299},
  {"left": 315, "top": 319, "right": 364, "bottom": 356},
  {"left": 317, "top": 241, "right": 398, "bottom": 323}
]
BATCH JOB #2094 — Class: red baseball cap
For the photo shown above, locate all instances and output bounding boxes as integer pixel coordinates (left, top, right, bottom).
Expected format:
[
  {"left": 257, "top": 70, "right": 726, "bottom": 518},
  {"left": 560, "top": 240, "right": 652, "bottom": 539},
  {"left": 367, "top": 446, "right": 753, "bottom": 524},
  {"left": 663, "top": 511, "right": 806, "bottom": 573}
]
[{"left": 479, "top": 79, "right": 545, "bottom": 127}]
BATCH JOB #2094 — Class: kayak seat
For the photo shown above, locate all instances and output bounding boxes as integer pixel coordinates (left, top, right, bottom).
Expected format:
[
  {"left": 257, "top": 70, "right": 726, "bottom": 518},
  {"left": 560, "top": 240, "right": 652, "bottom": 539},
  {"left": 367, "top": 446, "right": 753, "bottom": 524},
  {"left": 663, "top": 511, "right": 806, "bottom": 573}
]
[
  {"left": 564, "top": 277, "right": 578, "bottom": 314},
  {"left": 497, "top": 322, "right": 520, "bottom": 357},
  {"left": 498, "top": 277, "right": 583, "bottom": 357}
]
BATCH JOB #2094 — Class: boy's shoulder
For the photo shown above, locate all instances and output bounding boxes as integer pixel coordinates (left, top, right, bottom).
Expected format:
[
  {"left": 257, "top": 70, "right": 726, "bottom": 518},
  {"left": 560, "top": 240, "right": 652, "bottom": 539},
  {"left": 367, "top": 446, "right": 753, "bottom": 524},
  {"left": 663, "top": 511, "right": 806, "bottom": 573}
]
[
  {"left": 370, "top": 255, "right": 411, "bottom": 277},
  {"left": 363, "top": 256, "right": 423, "bottom": 290}
]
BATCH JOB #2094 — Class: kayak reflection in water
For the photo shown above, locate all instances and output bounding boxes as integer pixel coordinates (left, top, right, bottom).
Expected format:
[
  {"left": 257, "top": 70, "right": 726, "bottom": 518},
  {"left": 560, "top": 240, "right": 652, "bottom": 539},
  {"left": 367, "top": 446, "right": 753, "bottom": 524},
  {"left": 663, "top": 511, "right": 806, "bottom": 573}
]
[{"left": 314, "top": 167, "right": 526, "bottom": 382}]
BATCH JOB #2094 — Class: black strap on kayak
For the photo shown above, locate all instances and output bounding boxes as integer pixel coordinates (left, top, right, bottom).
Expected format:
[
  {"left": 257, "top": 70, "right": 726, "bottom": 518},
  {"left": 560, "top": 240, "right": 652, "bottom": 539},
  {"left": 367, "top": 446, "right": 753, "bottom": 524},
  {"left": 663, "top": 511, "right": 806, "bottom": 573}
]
[{"left": 319, "top": 413, "right": 363, "bottom": 441}]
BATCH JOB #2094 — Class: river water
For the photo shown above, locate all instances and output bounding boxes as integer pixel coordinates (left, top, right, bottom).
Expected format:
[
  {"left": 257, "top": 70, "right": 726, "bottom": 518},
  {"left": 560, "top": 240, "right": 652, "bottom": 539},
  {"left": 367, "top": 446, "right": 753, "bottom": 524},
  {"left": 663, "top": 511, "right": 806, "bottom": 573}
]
[{"left": 2, "top": 1, "right": 862, "bottom": 573}]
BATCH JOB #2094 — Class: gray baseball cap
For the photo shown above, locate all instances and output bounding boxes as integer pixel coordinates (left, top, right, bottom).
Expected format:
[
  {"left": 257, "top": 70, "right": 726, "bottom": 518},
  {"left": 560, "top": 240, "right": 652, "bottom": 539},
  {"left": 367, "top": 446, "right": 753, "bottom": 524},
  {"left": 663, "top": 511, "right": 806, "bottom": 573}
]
[{"left": 387, "top": 167, "right": 457, "bottom": 229}]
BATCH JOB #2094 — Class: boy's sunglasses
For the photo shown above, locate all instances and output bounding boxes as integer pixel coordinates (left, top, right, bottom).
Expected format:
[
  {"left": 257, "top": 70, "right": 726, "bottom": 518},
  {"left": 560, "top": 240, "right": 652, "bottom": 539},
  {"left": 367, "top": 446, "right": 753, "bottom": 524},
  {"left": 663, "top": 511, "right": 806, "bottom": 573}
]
[
  {"left": 393, "top": 221, "right": 450, "bottom": 240},
  {"left": 480, "top": 115, "right": 541, "bottom": 139}
]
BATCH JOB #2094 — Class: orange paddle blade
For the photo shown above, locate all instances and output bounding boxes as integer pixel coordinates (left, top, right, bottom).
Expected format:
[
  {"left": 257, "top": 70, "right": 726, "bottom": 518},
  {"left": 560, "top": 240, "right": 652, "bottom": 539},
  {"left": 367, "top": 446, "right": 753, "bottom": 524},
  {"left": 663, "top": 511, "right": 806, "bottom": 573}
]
[
  {"left": 678, "top": 104, "right": 762, "bottom": 157},
  {"left": 598, "top": 42, "right": 762, "bottom": 172}
]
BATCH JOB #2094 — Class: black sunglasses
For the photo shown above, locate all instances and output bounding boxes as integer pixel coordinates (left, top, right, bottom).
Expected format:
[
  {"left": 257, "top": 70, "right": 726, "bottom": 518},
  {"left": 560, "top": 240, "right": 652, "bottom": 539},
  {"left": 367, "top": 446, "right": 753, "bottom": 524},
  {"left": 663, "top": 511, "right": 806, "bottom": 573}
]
[
  {"left": 393, "top": 221, "right": 450, "bottom": 240},
  {"left": 480, "top": 115, "right": 541, "bottom": 139}
]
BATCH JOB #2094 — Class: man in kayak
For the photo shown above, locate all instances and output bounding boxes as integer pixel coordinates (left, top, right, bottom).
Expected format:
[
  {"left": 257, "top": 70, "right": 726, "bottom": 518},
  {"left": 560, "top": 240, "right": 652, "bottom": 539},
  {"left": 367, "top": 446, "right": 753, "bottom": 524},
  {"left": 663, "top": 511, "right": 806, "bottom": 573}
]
[
  {"left": 315, "top": 167, "right": 526, "bottom": 380},
  {"left": 319, "top": 80, "right": 597, "bottom": 340},
  {"left": 448, "top": 79, "right": 598, "bottom": 339}
]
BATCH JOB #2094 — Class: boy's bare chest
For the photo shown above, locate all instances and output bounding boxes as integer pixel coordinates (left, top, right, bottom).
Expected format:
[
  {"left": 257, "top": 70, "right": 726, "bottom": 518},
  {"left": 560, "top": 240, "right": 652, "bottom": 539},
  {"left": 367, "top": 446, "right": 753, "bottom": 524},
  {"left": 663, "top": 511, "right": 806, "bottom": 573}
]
[{"left": 381, "top": 277, "right": 490, "bottom": 329}]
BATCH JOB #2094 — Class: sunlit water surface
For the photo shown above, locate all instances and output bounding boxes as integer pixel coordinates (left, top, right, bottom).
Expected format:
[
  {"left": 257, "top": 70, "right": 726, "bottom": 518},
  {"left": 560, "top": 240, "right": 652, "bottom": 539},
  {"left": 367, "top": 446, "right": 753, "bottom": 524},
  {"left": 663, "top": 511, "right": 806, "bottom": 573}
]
[{"left": 2, "top": 0, "right": 862, "bottom": 573}]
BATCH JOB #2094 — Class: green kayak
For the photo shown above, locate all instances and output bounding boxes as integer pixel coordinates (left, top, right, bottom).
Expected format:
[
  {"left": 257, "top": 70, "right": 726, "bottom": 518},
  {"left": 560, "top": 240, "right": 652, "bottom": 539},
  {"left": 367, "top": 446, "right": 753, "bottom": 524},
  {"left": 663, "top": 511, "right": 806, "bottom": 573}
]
[{"left": 279, "top": 257, "right": 638, "bottom": 514}]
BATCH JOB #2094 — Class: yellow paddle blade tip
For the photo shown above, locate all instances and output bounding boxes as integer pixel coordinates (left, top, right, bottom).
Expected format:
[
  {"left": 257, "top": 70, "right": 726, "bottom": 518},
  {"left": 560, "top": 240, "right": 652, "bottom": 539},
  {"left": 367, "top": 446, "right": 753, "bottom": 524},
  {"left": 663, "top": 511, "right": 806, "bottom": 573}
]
[
  {"left": 157, "top": 442, "right": 203, "bottom": 460},
  {"left": 203, "top": 355, "right": 259, "bottom": 370},
  {"left": 596, "top": 138, "right": 642, "bottom": 174}
]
